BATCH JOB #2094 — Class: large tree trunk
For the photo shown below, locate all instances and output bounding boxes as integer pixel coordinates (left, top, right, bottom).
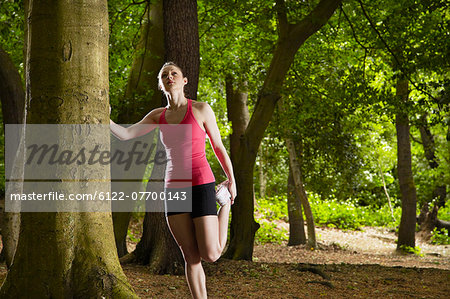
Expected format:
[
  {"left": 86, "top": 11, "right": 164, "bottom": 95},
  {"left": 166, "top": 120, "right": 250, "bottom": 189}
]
[
  {"left": 287, "top": 165, "right": 306, "bottom": 246},
  {"left": 0, "top": 1, "right": 137, "bottom": 297},
  {"left": 111, "top": 0, "right": 165, "bottom": 258},
  {"left": 127, "top": 0, "right": 199, "bottom": 274},
  {"left": 224, "top": 0, "right": 341, "bottom": 260},
  {"left": 126, "top": 148, "right": 184, "bottom": 274},
  {"left": 224, "top": 75, "right": 259, "bottom": 260},
  {"left": 0, "top": 46, "right": 25, "bottom": 268},
  {"left": 162, "top": 0, "right": 200, "bottom": 100},
  {"left": 395, "top": 78, "right": 417, "bottom": 250}
]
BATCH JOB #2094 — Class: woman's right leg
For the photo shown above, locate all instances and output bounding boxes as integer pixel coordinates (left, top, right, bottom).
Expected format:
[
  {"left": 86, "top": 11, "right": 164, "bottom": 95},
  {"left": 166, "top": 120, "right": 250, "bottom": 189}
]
[{"left": 166, "top": 213, "right": 206, "bottom": 299}]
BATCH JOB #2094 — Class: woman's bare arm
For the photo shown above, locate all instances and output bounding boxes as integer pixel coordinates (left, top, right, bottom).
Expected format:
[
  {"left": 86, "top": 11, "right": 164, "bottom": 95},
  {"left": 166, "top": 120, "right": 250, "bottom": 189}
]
[
  {"left": 110, "top": 108, "right": 163, "bottom": 141},
  {"left": 201, "top": 103, "right": 237, "bottom": 203}
]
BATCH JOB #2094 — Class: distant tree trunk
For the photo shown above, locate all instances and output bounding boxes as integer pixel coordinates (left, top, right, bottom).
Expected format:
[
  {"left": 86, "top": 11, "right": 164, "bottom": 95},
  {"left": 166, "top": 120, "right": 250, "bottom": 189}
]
[
  {"left": 258, "top": 145, "right": 267, "bottom": 198},
  {"left": 418, "top": 114, "right": 446, "bottom": 208},
  {"left": 0, "top": 1, "right": 138, "bottom": 297},
  {"left": 0, "top": 46, "right": 25, "bottom": 268},
  {"left": 111, "top": 0, "right": 165, "bottom": 258},
  {"left": 285, "top": 137, "right": 316, "bottom": 248},
  {"left": 162, "top": 0, "right": 199, "bottom": 100},
  {"left": 287, "top": 165, "right": 306, "bottom": 246},
  {"left": 417, "top": 114, "right": 447, "bottom": 235},
  {"left": 395, "top": 78, "right": 417, "bottom": 250},
  {"left": 224, "top": 0, "right": 341, "bottom": 260}
]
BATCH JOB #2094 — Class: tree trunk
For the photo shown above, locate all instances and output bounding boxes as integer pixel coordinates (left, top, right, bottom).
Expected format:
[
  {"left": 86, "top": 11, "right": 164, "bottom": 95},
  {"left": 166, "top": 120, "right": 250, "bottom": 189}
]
[
  {"left": 111, "top": 0, "right": 165, "bottom": 258},
  {"left": 395, "top": 78, "right": 417, "bottom": 250},
  {"left": 162, "top": 0, "right": 199, "bottom": 100},
  {"left": 125, "top": 0, "right": 199, "bottom": 273},
  {"left": 0, "top": 1, "right": 138, "bottom": 297},
  {"left": 258, "top": 145, "right": 267, "bottom": 198},
  {"left": 124, "top": 140, "right": 184, "bottom": 274},
  {"left": 224, "top": 0, "right": 341, "bottom": 260},
  {"left": 285, "top": 137, "right": 316, "bottom": 248},
  {"left": 0, "top": 47, "right": 25, "bottom": 124},
  {"left": 0, "top": 46, "right": 25, "bottom": 268},
  {"left": 287, "top": 165, "right": 306, "bottom": 246},
  {"left": 223, "top": 75, "right": 259, "bottom": 260},
  {"left": 418, "top": 114, "right": 446, "bottom": 208}
]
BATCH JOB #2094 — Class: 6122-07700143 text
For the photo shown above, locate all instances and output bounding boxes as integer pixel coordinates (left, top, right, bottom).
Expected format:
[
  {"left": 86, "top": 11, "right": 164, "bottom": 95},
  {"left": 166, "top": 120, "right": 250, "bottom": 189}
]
[{"left": 9, "top": 191, "right": 187, "bottom": 201}]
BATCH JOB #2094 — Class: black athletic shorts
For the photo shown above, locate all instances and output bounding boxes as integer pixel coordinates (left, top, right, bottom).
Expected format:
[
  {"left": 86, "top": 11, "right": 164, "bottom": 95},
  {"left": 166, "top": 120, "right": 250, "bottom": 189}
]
[{"left": 165, "top": 182, "right": 217, "bottom": 218}]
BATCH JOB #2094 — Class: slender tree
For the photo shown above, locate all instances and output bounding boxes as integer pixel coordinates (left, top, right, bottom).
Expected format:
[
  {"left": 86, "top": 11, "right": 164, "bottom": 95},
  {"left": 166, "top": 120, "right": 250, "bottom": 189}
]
[
  {"left": 0, "top": 1, "right": 137, "bottom": 297},
  {"left": 224, "top": 0, "right": 341, "bottom": 260},
  {"left": 395, "top": 77, "right": 417, "bottom": 250},
  {"left": 287, "top": 165, "right": 306, "bottom": 246}
]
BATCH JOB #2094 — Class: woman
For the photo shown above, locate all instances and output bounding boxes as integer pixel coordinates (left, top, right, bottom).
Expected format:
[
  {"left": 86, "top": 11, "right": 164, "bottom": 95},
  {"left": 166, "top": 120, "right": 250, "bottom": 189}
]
[{"left": 110, "top": 62, "right": 236, "bottom": 299}]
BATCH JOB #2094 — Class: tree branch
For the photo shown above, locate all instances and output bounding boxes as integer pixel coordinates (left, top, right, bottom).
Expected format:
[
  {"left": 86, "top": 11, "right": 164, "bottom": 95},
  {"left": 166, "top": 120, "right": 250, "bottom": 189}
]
[
  {"left": 275, "top": 0, "right": 289, "bottom": 35},
  {"left": 357, "top": 0, "right": 437, "bottom": 102}
]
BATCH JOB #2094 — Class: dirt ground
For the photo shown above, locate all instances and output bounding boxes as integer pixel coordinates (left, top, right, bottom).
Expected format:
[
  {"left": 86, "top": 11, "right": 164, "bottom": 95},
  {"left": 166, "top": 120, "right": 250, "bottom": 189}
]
[
  {"left": 0, "top": 223, "right": 448, "bottom": 298},
  {"left": 120, "top": 224, "right": 449, "bottom": 298}
]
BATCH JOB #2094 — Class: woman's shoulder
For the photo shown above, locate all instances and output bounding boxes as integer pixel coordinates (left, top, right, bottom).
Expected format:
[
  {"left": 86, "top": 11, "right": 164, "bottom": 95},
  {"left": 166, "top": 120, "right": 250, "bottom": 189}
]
[
  {"left": 143, "top": 107, "right": 166, "bottom": 123},
  {"left": 191, "top": 100, "right": 212, "bottom": 113}
]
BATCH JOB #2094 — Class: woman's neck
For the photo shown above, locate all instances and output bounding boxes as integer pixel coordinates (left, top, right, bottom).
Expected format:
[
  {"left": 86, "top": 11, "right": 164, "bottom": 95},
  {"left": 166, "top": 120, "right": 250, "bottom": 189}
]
[{"left": 166, "top": 91, "right": 187, "bottom": 110}]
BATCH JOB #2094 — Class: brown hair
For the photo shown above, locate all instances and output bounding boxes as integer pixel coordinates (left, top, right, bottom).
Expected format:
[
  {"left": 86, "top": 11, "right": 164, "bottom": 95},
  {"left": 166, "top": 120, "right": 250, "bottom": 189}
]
[{"left": 157, "top": 62, "right": 185, "bottom": 85}]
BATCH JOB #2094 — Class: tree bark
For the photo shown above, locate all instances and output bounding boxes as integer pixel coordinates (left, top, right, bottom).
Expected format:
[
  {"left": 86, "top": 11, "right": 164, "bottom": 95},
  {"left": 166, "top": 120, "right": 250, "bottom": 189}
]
[
  {"left": 111, "top": 0, "right": 165, "bottom": 258},
  {"left": 395, "top": 78, "right": 417, "bottom": 250},
  {"left": 0, "top": 1, "right": 138, "bottom": 297},
  {"left": 124, "top": 0, "right": 199, "bottom": 273},
  {"left": 287, "top": 165, "right": 306, "bottom": 246},
  {"left": 0, "top": 46, "right": 25, "bottom": 268},
  {"left": 224, "top": 0, "right": 341, "bottom": 260},
  {"left": 162, "top": 0, "right": 200, "bottom": 100}
]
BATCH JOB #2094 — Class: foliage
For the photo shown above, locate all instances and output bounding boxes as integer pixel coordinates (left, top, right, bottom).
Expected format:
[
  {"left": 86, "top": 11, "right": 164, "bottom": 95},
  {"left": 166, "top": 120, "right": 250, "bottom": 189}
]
[
  {"left": 437, "top": 204, "right": 450, "bottom": 221},
  {"left": 398, "top": 245, "right": 424, "bottom": 257},
  {"left": 254, "top": 196, "right": 288, "bottom": 244},
  {"left": 0, "top": 1, "right": 448, "bottom": 245},
  {"left": 430, "top": 227, "right": 450, "bottom": 245},
  {"left": 255, "top": 194, "right": 403, "bottom": 245},
  {"left": 256, "top": 195, "right": 288, "bottom": 222},
  {"left": 108, "top": 0, "right": 148, "bottom": 117},
  {"left": 254, "top": 222, "right": 288, "bottom": 245},
  {"left": 310, "top": 194, "right": 402, "bottom": 230}
]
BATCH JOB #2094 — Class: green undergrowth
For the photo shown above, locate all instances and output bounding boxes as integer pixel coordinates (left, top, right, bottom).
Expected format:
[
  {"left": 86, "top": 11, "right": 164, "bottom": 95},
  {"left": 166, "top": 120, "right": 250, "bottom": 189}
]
[{"left": 255, "top": 194, "right": 404, "bottom": 244}]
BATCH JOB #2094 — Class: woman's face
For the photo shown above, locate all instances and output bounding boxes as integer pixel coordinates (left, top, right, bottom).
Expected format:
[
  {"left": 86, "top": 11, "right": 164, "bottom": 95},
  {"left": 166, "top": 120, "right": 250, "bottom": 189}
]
[{"left": 159, "top": 65, "right": 187, "bottom": 93}]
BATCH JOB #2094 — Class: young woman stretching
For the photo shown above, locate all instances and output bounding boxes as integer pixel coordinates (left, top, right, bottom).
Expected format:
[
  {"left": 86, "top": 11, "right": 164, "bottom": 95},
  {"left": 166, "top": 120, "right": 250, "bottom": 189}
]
[{"left": 110, "top": 62, "right": 236, "bottom": 299}]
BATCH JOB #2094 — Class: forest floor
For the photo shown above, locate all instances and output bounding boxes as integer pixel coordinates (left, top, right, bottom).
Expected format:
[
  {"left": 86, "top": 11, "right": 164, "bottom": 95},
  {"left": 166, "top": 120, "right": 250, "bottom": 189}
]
[
  {"left": 121, "top": 218, "right": 449, "bottom": 298},
  {"left": 0, "top": 219, "right": 448, "bottom": 298}
]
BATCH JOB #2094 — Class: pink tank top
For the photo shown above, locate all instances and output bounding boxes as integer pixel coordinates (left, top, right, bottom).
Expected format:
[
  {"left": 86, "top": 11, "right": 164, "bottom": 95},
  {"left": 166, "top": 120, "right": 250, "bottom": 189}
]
[{"left": 158, "top": 99, "right": 215, "bottom": 188}]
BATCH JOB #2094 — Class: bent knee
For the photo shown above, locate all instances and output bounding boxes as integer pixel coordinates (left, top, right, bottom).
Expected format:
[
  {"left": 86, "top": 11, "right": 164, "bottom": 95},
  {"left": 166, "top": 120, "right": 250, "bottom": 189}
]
[{"left": 201, "top": 250, "right": 221, "bottom": 263}]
